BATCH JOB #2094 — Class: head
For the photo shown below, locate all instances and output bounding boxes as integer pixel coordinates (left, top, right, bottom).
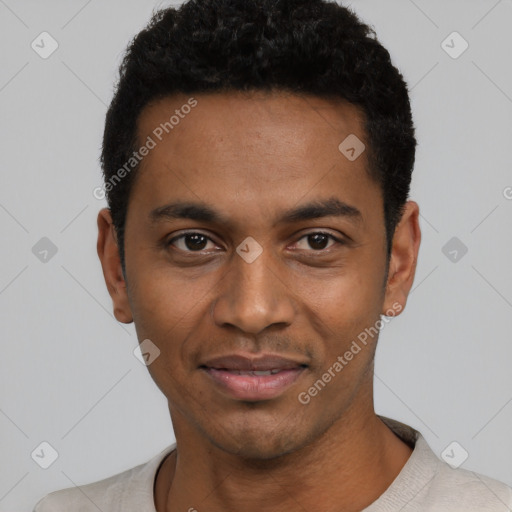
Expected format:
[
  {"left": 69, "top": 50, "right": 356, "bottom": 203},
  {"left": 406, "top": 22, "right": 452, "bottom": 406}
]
[{"left": 97, "top": 0, "right": 420, "bottom": 459}]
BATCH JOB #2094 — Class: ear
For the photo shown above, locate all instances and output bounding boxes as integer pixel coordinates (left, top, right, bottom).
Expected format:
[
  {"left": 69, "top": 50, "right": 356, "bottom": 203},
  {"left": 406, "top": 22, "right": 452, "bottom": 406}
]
[
  {"left": 381, "top": 200, "right": 421, "bottom": 317},
  {"left": 96, "top": 208, "right": 133, "bottom": 323}
]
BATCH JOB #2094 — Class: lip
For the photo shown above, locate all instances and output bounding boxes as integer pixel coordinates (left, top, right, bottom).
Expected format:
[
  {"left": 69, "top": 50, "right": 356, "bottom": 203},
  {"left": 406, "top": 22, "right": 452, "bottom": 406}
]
[{"left": 200, "top": 353, "right": 308, "bottom": 401}]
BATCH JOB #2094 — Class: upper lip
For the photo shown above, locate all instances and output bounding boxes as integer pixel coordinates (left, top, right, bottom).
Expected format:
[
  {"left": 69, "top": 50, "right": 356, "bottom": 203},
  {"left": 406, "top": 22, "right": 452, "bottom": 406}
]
[{"left": 200, "top": 354, "right": 308, "bottom": 371}]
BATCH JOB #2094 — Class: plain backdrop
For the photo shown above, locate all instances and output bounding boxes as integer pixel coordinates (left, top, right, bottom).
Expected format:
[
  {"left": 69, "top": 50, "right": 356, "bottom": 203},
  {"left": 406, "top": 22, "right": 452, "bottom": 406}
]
[{"left": 1, "top": 0, "right": 511, "bottom": 510}]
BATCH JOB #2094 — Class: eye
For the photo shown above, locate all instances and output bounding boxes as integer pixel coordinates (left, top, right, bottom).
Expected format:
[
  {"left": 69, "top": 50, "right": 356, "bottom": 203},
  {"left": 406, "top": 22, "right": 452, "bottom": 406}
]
[
  {"left": 294, "top": 232, "right": 344, "bottom": 251},
  {"left": 166, "top": 231, "right": 344, "bottom": 254},
  {"left": 167, "top": 232, "right": 219, "bottom": 252}
]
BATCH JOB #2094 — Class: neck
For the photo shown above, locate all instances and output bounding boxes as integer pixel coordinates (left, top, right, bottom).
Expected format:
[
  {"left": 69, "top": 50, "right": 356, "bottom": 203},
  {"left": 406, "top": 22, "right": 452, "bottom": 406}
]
[{"left": 155, "top": 404, "right": 413, "bottom": 512}]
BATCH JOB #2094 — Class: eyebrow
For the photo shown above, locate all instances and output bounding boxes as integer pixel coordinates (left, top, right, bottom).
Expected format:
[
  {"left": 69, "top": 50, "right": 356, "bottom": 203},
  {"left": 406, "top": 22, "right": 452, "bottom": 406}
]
[{"left": 149, "top": 197, "right": 363, "bottom": 226}]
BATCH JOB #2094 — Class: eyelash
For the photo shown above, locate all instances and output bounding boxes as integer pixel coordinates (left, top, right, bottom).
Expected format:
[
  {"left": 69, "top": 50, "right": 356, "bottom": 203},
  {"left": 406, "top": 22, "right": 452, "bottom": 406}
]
[{"left": 166, "top": 231, "right": 346, "bottom": 253}]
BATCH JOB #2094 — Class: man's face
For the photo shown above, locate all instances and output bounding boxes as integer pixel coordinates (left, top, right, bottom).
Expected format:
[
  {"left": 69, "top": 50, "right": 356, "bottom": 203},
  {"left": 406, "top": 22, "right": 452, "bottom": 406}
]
[{"left": 102, "top": 91, "right": 405, "bottom": 459}]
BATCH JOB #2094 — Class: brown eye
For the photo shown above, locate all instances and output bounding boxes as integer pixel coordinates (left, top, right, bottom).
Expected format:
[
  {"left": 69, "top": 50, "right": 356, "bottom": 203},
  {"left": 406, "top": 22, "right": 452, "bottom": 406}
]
[
  {"left": 294, "top": 232, "right": 343, "bottom": 251},
  {"left": 168, "top": 233, "right": 216, "bottom": 252}
]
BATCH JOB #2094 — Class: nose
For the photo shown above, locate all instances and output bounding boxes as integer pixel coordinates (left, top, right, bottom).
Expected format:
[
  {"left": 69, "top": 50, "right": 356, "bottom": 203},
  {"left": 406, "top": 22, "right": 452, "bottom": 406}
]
[{"left": 211, "top": 245, "right": 296, "bottom": 335}]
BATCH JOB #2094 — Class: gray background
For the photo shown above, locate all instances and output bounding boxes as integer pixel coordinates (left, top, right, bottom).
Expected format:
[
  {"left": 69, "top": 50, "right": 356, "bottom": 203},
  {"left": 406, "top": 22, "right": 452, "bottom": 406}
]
[{"left": 1, "top": 0, "right": 511, "bottom": 510}]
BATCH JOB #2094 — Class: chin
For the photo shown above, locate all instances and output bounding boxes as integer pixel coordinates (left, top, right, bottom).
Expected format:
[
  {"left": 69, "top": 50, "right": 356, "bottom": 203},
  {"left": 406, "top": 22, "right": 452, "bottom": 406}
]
[
  {"left": 218, "top": 436, "right": 299, "bottom": 461},
  {"left": 205, "top": 418, "right": 311, "bottom": 461}
]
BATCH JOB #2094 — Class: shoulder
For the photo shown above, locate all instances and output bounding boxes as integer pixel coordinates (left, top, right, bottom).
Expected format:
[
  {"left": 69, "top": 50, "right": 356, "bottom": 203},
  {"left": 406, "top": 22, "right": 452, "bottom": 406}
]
[
  {"left": 378, "top": 417, "right": 512, "bottom": 510},
  {"left": 413, "top": 436, "right": 512, "bottom": 509},
  {"left": 33, "top": 445, "right": 175, "bottom": 512},
  {"left": 428, "top": 460, "right": 512, "bottom": 509},
  {"left": 33, "top": 470, "right": 128, "bottom": 511}
]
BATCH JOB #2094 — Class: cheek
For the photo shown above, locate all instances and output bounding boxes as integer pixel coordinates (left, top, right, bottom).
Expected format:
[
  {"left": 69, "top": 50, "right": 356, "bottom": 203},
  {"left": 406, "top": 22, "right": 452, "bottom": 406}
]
[
  {"left": 302, "top": 278, "right": 380, "bottom": 399},
  {"left": 129, "top": 274, "right": 202, "bottom": 400},
  {"left": 129, "top": 264, "right": 207, "bottom": 327},
  {"left": 297, "top": 269, "right": 385, "bottom": 374},
  {"left": 127, "top": 284, "right": 201, "bottom": 394},
  {"left": 301, "top": 267, "right": 382, "bottom": 322}
]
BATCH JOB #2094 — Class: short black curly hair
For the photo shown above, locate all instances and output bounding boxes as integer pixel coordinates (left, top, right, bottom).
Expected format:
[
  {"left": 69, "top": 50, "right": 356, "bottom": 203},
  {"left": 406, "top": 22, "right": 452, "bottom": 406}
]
[{"left": 101, "top": 0, "right": 416, "bottom": 277}]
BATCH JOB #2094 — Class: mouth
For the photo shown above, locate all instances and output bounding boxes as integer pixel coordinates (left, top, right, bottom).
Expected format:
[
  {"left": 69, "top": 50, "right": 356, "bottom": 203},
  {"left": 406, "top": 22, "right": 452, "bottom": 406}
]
[{"left": 199, "top": 354, "right": 308, "bottom": 401}]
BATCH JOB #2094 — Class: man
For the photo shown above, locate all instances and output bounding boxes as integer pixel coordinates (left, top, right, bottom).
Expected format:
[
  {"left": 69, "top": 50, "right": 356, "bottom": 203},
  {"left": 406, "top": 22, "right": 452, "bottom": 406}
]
[{"left": 34, "top": 0, "right": 512, "bottom": 510}]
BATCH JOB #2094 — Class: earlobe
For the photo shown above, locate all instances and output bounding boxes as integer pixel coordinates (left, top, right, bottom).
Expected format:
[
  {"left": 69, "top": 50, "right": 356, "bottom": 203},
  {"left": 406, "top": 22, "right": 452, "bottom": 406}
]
[
  {"left": 96, "top": 208, "right": 134, "bottom": 324},
  {"left": 381, "top": 201, "right": 421, "bottom": 317}
]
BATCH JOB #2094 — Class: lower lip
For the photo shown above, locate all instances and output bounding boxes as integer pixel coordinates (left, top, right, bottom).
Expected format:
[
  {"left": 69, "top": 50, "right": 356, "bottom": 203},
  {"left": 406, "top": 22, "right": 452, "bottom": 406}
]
[{"left": 203, "top": 367, "right": 306, "bottom": 401}]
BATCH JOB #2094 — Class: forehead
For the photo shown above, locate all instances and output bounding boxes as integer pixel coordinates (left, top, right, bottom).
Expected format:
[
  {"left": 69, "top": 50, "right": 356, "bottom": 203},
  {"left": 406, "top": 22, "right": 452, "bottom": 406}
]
[
  {"left": 130, "top": 91, "right": 380, "bottom": 229},
  {"left": 136, "top": 90, "right": 368, "bottom": 165}
]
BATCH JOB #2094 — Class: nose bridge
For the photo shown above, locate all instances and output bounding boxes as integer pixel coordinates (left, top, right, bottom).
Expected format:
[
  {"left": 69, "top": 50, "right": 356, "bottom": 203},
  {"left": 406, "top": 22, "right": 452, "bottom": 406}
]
[{"left": 212, "top": 245, "right": 295, "bottom": 334}]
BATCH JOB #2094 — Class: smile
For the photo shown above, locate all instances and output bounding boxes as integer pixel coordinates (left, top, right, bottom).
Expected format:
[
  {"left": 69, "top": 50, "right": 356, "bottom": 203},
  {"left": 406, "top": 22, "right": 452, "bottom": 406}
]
[{"left": 200, "top": 354, "right": 308, "bottom": 401}]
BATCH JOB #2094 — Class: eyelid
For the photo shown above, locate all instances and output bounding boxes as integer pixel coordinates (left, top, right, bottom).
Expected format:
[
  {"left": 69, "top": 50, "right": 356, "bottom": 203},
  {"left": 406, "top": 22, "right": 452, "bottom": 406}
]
[{"left": 296, "top": 229, "right": 345, "bottom": 240}]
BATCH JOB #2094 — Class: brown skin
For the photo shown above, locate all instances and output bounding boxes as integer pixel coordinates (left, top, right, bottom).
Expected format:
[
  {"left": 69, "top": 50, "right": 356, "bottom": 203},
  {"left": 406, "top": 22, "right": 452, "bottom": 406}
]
[{"left": 97, "top": 90, "right": 421, "bottom": 512}]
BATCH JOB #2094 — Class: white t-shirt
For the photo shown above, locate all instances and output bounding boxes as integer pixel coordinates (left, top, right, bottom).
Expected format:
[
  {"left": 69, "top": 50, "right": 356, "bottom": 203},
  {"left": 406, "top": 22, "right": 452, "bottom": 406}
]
[{"left": 33, "top": 417, "right": 512, "bottom": 511}]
